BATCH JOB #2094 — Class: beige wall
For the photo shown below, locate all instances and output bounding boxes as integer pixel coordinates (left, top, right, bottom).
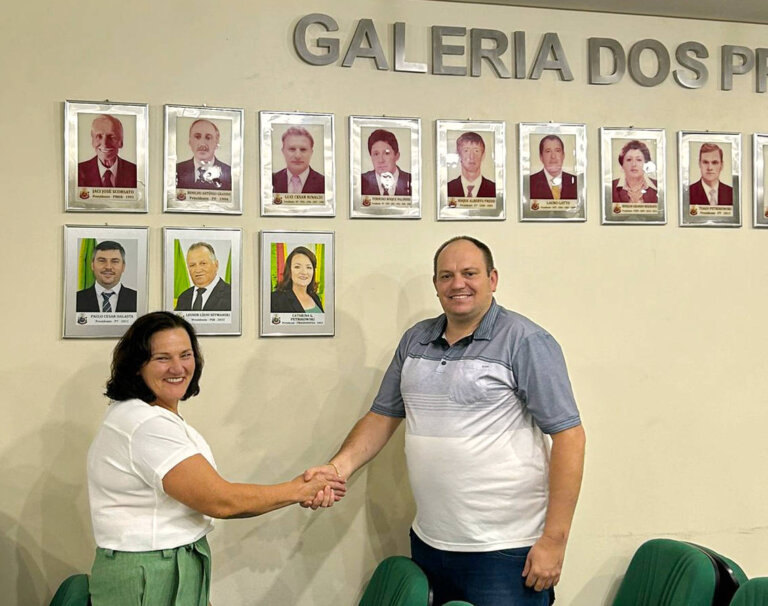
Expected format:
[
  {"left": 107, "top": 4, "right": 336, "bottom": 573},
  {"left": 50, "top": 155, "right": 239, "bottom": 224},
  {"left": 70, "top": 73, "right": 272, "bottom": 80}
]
[{"left": 2, "top": 1, "right": 768, "bottom": 604}]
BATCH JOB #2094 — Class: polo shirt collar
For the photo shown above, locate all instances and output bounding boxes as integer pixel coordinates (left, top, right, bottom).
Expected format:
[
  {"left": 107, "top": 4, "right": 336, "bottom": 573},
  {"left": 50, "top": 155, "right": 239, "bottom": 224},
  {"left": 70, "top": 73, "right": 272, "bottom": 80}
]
[{"left": 419, "top": 298, "right": 499, "bottom": 344}]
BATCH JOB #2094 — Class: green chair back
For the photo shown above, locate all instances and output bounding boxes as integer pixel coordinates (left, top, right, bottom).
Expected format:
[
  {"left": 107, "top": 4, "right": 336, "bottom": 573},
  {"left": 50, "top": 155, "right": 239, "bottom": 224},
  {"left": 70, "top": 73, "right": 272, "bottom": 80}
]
[
  {"left": 686, "top": 542, "right": 748, "bottom": 605},
  {"left": 730, "top": 578, "right": 768, "bottom": 606},
  {"left": 359, "top": 556, "right": 431, "bottom": 606},
  {"left": 49, "top": 574, "right": 90, "bottom": 606}
]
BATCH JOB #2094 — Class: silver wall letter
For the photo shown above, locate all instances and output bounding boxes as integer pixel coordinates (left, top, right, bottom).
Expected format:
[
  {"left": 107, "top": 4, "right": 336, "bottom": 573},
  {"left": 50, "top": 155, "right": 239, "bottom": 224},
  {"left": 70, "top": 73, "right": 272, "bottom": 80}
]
[
  {"left": 342, "top": 19, "right": 389, "bottom": 70},
  {"left": 588, "top": 37, "right": 625, "bottom": 85},
  {"left": 294, "top": 13, "right": 339, "bottom": 66},
  {"left": 394, "top": 22, "right": 427, "bottom": 73},
  {"left": 513, "top": 31, "right": 526, "bottom": 79},
  {"left": 756, "top": 48, "right": 768, "bottom": 93},
  {"left": 529, "top": 33, "right": 573, "bottom": 81},
  {"left": 432, "top": 26, "right": 467, "bottom": 76},
  {"left": 470, "top": 29, "right": 511, "bottom": 78},
  {"left": 673, "top": 42, "right": 709, "bottom": 89},
  {"left": 721, "top": 45, "right": 755, "bottom": 90},
  {"left": 627, "top": 39, "right": 670, "bottom": 87}
]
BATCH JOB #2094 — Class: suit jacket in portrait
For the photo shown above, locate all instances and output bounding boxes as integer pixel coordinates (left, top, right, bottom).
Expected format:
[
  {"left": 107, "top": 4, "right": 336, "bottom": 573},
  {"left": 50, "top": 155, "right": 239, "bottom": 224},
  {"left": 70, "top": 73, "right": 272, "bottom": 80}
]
[
  {"left": 176, "top": 158, "right": 232, "bottom": 191},
  {"left": 360, "top": 169, "right": 412, "bottom": 196},
  {"left": 529, "top": 170, "right": 578, "bottom": 200},
  {"left": 688, "top": 180, "right": 733, "bottom": 206},
  {"left": 77, "top": 156, "right": 137, "bottom": 188},
  {"left": 611, "top": 178, "right": 659, "bottom": 204},
  {"left": 270, "top": 289, "right": 324, "bottom": 314},
  {"left": 76, "top": 285, "right": 137, "bottom": 313},
  {"left": 447, "top": 176, "right": 496, "bottom": 198},
  {"left": 272, "top": 168, "right": 325, "bottom": 194},
  {"left": 175, "top": 279, "right": 232, "bottom": 311}
]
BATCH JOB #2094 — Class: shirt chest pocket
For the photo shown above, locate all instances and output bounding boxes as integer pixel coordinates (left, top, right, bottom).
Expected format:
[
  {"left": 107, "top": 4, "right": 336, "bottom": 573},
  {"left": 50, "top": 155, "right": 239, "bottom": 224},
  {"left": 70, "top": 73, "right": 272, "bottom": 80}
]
[{"left": 447, "top": 359, "right": 512, "bottom": 405}]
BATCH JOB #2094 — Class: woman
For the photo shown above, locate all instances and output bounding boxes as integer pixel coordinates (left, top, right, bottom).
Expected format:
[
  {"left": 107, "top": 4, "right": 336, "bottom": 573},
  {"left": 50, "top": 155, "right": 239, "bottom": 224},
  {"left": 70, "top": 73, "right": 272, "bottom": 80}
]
[
  {"left": 270, "top": 246, "right": 324, "bottom": 313},
  {"left": 612, "top": 140, "right": 658, "bottom": 203},
  {"left": 87, "top": 312, "right": 343, "bottom": 605}
]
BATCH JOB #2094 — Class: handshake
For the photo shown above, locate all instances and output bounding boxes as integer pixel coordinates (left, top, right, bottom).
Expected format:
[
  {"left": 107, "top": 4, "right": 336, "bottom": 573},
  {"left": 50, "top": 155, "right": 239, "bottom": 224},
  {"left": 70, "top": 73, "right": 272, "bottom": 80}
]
[{"left": 298, "top": 462, "right": 347, "bottom": 510}]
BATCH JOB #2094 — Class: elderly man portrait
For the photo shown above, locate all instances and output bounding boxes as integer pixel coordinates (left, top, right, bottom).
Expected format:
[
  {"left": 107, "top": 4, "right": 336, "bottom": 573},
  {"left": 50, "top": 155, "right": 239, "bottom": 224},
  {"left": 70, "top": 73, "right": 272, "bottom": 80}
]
[
  {"left": 360, "top": 129, "right": 411, "bottom": 196},
  {"left": 76, "top": 240, "right": 138, "bottom": 313},
  {"left": 689, "top": 143, "right": 733, "bottom": 206},
  {"left": 272, "top": 126, "right": 325, "bottom": 194},
  {"left": 529, "top": 135, "right": 577, "bottom": 200},
  {"left": 78, "top": 114, "right": 137, "bottom": 188},
  {"left": 446, "top": 132, "right": 496, "bottom": 198},
  {"left": 174, "top": 242, "right": 232, "bottom": 312},
  {"left": 176, "top": 119, "right": 232, "bottom": 191}
]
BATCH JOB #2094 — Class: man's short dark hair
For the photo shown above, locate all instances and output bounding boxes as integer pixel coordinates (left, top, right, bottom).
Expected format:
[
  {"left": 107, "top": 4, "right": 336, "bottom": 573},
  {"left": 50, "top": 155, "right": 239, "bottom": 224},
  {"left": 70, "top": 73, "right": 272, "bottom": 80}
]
[
  {"left": 367, "top": 129, "right": 399, "bottom": 155},
  {"left": 456, "top": 131, "right": 485, "bottom": 153},
  {"left": 699, "top": 142, "right": 724, "bottom": 163},
  {"left": 105, "top": 312, "right": 204, "bottom": 404},
  {"left": 539, "top": 135, "right": 565, "bottom": 156},
  {"left": 433, "top": 236, "right": 495, "bottom": 279},
  {"left": 93, "top": 240, "right": 126, "bottom": 262}
]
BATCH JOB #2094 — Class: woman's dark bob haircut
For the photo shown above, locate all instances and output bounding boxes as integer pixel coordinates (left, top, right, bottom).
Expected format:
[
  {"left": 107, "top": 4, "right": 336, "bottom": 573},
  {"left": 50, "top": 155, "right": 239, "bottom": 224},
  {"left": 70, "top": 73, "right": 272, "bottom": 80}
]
[{"left": 105, "top": 311, "right": 204, "bottom": 404}]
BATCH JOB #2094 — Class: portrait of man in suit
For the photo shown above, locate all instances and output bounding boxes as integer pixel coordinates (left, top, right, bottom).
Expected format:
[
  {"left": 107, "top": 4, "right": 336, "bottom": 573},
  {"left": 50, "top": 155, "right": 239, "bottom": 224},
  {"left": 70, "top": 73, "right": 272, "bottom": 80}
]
[
  {"left": 529, "top": 134, "right": 577, "bottom": 200},
  {"left": 77, "top": 114, "right": 137, "bottom": 188},
  {"left": 689, "top": 143, "right": 733, "bottom": 206},
  {"left": 76, "top": 240, "right": 137, "bottom": 313},
  {"left": 175, "top": 242, "right": 232, "bottom": 312},
  {"left": 272, "top": 126, "right": 325, "bottom": 194},
  {"left": 446, "top": 131, "right": 496, "bottom": 198},
  {"left": 360, "top": 129, "right": 411, "bottom": 196},
  {"left": 176, "top": 119, "right": 232, "bottom": 191}
]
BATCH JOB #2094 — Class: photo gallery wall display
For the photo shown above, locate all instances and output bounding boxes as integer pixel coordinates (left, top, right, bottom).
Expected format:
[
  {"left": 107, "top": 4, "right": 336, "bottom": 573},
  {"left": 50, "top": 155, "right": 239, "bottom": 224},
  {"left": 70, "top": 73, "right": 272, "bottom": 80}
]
[
  {"left": 163, "top": 105, "right": 244, "bottom": 214},
  {"left": 162, "top": 227, "right": 242, "bottom": 336},
  {"left": 519, "top": 122, "right": 587, "bottom": 222},
  {"left": 63, "top": 225, "right": 148, "bottom": 338},
  {"left": 436, "top": 120, "right": 506, "bottom": 221},
  {"left": 259, "top": 111, "right": 335, "bottom": 217},
  {"left": 349, "top": 115, "right": 422, "bottom": 219},
  {"left": 600, "top": 127, "right": 667, "bottom": 225},
  {"left": 64, "top": 101, "right": 149, "bottom": 212},
  {"left": 260, "top": 230, "right": 335, "bottom": 337}
]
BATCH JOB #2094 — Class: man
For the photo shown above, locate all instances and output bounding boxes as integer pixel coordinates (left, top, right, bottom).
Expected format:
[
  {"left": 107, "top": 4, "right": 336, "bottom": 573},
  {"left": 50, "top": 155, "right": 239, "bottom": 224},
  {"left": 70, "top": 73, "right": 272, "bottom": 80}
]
[
  {"left": 271, "top": 127, "right": 325, "bottom": 194},
  {"left": 305, "top": 237, "right": 585, "bottom": 606},
  {"left": 175, "top": 119, "right": 232, "bottom": 190},
  {"left": 529, "top": 135, "right": 578, "bottom": 200},
  {"left": 76, "top": 241, "right": 137, "bottom": 312},
  {"left": 446, "top": 132, "right": 496, "bottom": 198},
  {"left": 689, "top": 143, "right": 733, "bottom": 205},
  {"left": 175, "top": 242, "right": 231, "bottom": 312},
  {"left": 77, "top": 115, "right": 137, "bottom": 188},
  {"left": 360, "top": 129, "right": 411, "bottom": 196}
]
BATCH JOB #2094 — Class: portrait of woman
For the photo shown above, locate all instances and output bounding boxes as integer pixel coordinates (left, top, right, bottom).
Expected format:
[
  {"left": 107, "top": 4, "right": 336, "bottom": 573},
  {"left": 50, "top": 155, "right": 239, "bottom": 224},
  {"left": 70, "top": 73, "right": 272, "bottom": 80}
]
[
  {"left": 270, "top": 246, "right": 324, "bottom": 314},
  {"left": 86, "top": 312, "right": 343, "bottom": 605},
  {"left": 612, "top": 140, "right": 658, "bottom": 203}
]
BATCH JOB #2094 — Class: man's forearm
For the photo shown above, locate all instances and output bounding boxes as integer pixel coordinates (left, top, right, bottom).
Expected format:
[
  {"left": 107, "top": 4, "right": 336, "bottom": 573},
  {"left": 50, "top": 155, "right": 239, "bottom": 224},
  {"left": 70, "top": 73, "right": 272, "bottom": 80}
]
[
  {"left": 330, "top": 411, "right": 403, "bottom": 479},
  {"left": 542, "top": 423, "right": 586, "bottom": 542}
]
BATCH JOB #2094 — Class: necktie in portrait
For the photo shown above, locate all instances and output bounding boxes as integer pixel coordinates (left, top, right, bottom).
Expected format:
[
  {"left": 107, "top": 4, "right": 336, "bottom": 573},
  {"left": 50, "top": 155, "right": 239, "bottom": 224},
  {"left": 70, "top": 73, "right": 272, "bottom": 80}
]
[
  {"left": 192, "top": 287, "right": 207, "bottom": 311},
  {"left": 101, "top": 292, "right": 114, "bottom": 312},
  {"left": 102, "top": 170, "right": 113, "bottom": 188},
  {"left": 466, "top": 185, "right": 474, "bottom": 197}
]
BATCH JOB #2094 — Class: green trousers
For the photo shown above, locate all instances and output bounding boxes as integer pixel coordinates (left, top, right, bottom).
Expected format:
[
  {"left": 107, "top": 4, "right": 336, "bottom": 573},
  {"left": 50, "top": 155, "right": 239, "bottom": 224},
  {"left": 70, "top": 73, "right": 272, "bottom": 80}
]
[{"left": 90, "top": 535, "right": 211, "bottom": 606}]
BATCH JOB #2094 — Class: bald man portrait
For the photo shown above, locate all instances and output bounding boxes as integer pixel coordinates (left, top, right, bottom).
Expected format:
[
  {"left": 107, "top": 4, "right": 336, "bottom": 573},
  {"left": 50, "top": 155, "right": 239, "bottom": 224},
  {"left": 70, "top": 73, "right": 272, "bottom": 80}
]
[
  {"left": 176, "top": 119, "right": 232, "bottom": 191},
  {"left": 78, "top": 114, "right": 137, "bottom": 188}
]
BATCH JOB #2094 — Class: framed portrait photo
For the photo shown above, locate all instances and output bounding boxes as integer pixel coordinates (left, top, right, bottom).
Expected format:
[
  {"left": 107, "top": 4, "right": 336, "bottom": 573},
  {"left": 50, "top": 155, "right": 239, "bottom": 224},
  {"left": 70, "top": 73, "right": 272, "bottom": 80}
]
[
  {"left": 600, "top": 128, "right": 667, "bottom": 225},
  {"left": 436, "top": 120, "right": 506, "bottom": 221},
  {"left": 260, "top": 111, "right": 335, "bottom": 216},
  {"left": 64, "top": 101, "right": 148, "bottom": 212},
  {"left": 753, "top": 133, "right": 768, "bottom": 227},
  {"left": 349, "top": 116, "right": 421, "bottom": 218},
  {"left": 163, "top": 105, "right": 244, "bottom": 214},
  {"left": 63, "top": 225, "right": 148, "bottom": 338},
  {"left": 519, "top": 123, "right": 587, "bottom": 222},
  {"left": 679, "top": 131, "right": 741, "bottom": 227},
  {"left": 260, "top": 231, "right": 335, "bottom": 337},
  {"left": 162, "top": 228, "right": 242, "bottom": 336}
]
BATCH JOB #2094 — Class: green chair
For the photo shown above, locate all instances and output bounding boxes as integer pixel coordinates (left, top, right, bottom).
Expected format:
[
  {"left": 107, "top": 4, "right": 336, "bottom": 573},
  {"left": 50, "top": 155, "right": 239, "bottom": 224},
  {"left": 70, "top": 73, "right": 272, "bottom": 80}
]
[
  {"left": 359, "top": 555, "right": 432, "bottom": 606},
  {"left": 49, "top": 574, "right": 90, "bottom": 606},
  {"left": 730, "top": 577, "right": 768, "bottom": 606},
  {"left": 687, "top": 542, "right": 748, "bottom": 605},
  {"left": 612, "top": 538, "right": 727, "bottom": 606}
]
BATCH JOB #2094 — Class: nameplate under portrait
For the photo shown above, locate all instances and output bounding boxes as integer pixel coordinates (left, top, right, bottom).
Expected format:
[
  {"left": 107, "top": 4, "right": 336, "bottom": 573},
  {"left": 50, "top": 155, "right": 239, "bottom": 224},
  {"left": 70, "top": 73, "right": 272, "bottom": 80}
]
[
  {"left": 163, "top": 105, "right": 244, "bottom": 214},
  {"left": 63, "top": 225, "right": 148, "bottom": 338},
  {"left": 64, "top": 101, "right": 148, "bottom": 212},
  {"left": 260, "top": 111, "right": 335, "bottom": 217},
  {"left": 162, "top": 227, "right": 242, "bottom": 336},
  {"left": 600, "top": 127, "right": 667, "bottom": 225},
  {"left": 519, "top": 122, "right": 587, "bottom": 222},
  {"left": 679, "top": 131, "right": 741, "bottom": 227},
  {"left": 436, "top": 120, "right": 505, "bottom": 221},
  {"left": 752, "top": 133, "right": 768, "bottom": 228}
]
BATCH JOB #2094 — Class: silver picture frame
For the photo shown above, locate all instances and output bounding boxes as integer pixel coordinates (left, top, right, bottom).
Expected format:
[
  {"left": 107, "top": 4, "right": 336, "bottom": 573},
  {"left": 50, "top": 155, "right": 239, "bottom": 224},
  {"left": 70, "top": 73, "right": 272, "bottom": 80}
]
[
  {"left": 259, "top": 111, "right": 335, "bottom": 216},
  {"left": 163, "top": 105, "right": 244, "bottom": 214},
  {"left": 753, "top": 133, "right": 768, "bottom": 228},
  {"left": 519, "top": 122, "right": 587, "bottom": 222},
  {"left": 349, "top": 115, "right": 421, "bottom": 219},
  {"left": 162, "top": 227, "right": 242, "bottom": 336},
  {"left": 64, "top": 101, "right": 148, "bottom": 212},
  {"left": 260, "top": 230, "right": 335, "bottom": 337},
  {"left": 678, "top": 131, "right": 741, "bottom": 227},
  {"left": 436, "top": 120, "right": 506, "bottom": 221},
  {"left": 63, "top": 225, "right": 148, "bottom": 338},
  {"left": 600, "top": 127, "right": 667, "bottom": 225}
]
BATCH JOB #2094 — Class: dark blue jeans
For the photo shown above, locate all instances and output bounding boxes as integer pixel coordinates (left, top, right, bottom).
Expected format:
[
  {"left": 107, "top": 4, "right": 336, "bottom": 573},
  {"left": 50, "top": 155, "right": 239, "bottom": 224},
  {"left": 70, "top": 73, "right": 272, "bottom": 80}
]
[{"left": 410, "top": 530, "right": 555, "bottom": 606}]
